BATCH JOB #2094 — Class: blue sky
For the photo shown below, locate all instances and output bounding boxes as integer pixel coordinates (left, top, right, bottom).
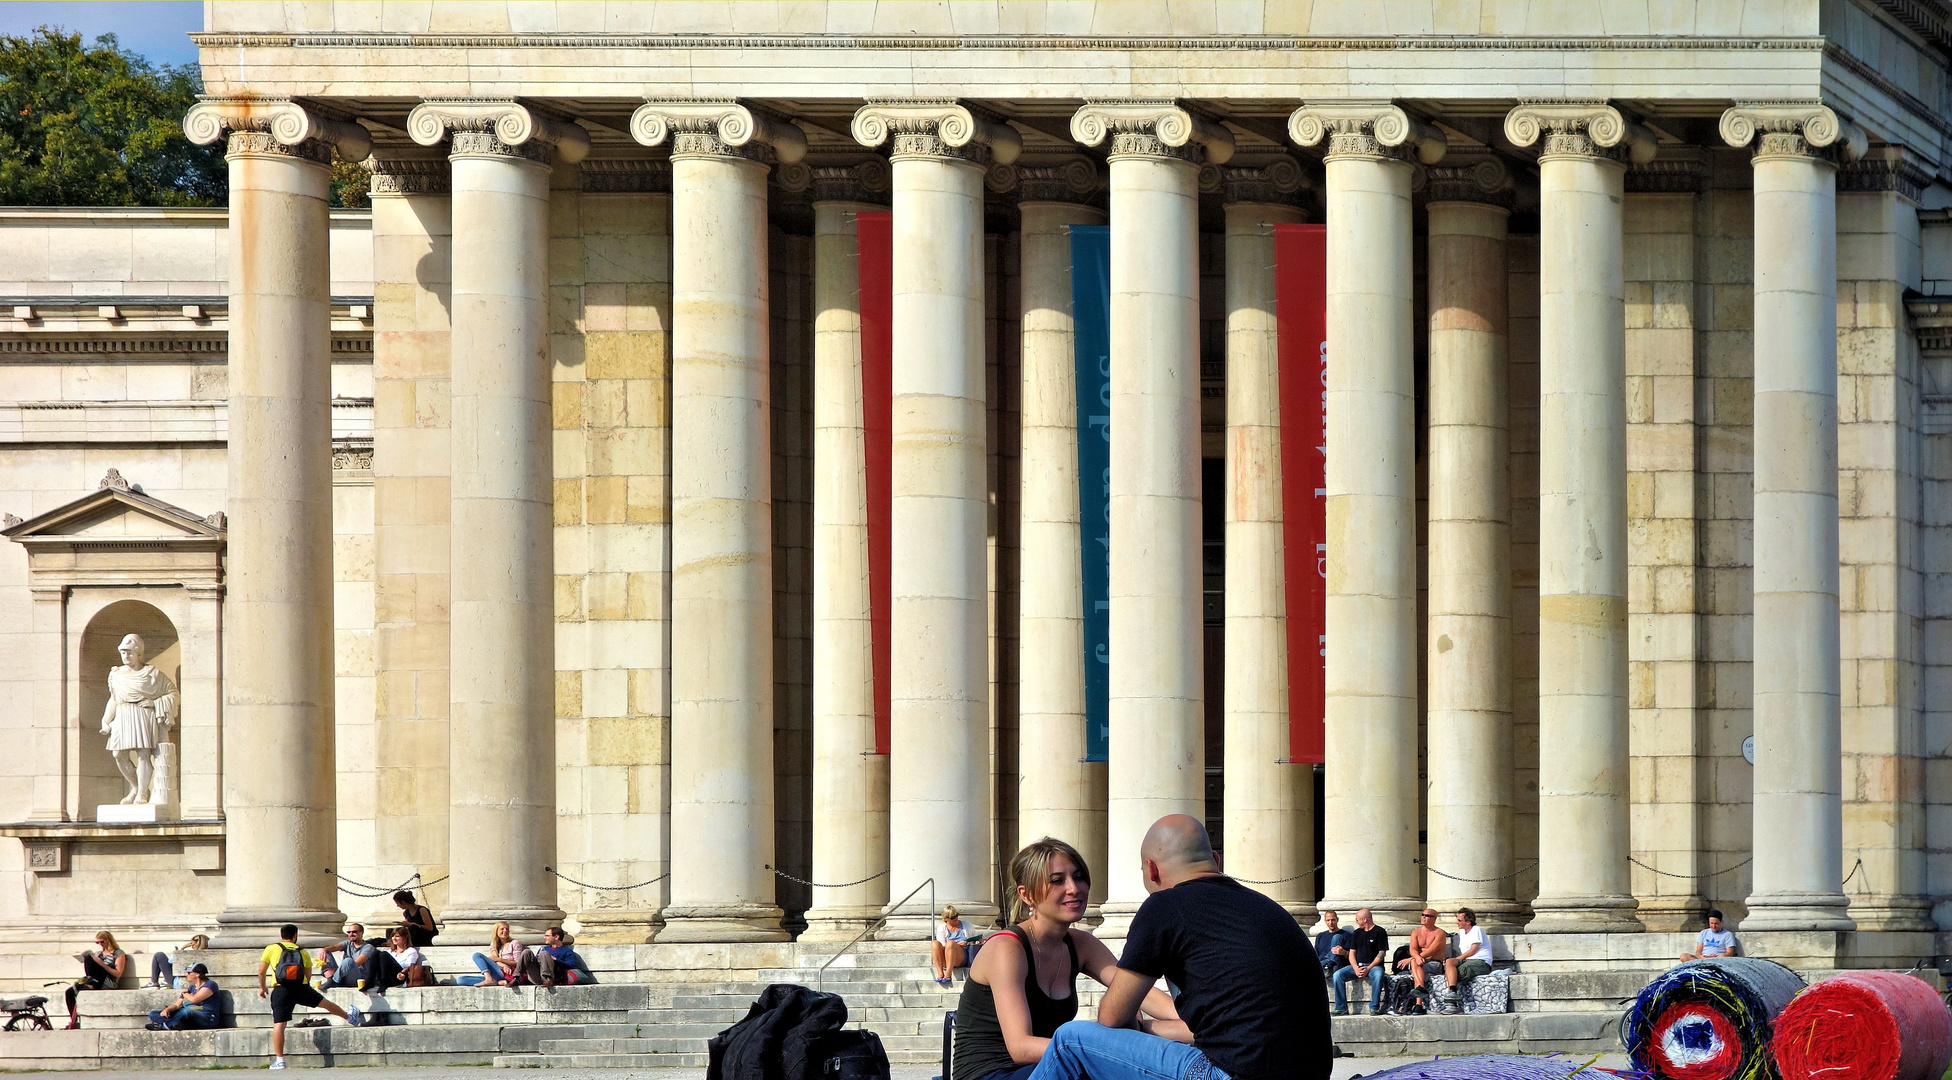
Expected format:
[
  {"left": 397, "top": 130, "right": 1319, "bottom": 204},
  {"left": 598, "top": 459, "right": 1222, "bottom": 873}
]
[{"left": 0, "top": 1, "right": 203, "bottom": 67}]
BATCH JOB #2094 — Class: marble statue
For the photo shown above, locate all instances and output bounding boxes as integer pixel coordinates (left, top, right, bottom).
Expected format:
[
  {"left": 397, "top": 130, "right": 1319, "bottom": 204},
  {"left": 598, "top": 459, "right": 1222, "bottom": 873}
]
[{"left": 100, "top": 634, "right": 176, "bottom": 805}]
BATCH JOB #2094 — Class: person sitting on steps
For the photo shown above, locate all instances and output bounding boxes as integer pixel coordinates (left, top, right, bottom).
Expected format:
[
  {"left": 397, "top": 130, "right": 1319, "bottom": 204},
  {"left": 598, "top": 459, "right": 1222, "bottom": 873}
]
[
  {"left": 1442, "top": 908, "right": 1492, "bottom": 1003},
  {"left": 394, "top": 890, "right": 438, "bottom": 949},
  {"left": 1330, "top": 909, "right": 1388, "bottom": 1016},
  {"left": 952, "top": 837, "right": 1182, "bottom": 1080},
  {"left": 146, "top": 963, "right": 219, "bottom": 1031},
  {"left": 462, "top": 921, "right": 527, "bottom": 987},
  {"left": 932, "top": 904, "right": 971, "bottom": 986},
  {"left": 64, "top": 931, "right": 129, "bottom": 1030},
  {"left": 1394, "top": 908, "right": 1449, "bottom": 1007},
  {"left": 1678, "top": 910, "right": 1739, "bottom": 963},
  {"left": 1027, "top": 815, "right": 1334, "bottom": 1080},
  {"left": 150, "top": 934, "right": 209, "bottom": 990}
]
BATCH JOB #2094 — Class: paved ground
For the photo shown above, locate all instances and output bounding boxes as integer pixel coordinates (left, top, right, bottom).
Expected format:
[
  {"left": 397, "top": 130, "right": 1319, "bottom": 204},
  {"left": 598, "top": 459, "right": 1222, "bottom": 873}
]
[{"left": 15, "top": 1058, "right": 1639, "bottom": 1079}]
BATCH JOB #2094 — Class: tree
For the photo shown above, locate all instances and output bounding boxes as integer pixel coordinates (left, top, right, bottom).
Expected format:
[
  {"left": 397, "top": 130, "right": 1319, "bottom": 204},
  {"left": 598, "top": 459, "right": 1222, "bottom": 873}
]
[{"left": 0, "top": 27, "right": 225, "bottom": 206}]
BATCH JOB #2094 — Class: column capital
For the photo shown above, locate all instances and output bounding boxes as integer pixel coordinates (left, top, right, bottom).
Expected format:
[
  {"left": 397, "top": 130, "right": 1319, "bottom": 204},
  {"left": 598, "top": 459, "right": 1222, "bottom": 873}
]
[
  {"left": 1290, "top": 101, "right": 1445, "bottom": 165},
  {"left": 1417, "top": 152, "right": 1514, "bottom": 208},
  {"left": 997, "top": 158, "right": 1102, "bottom": 203},
  {"left": 851, "top": 100, "right": 1022, "bottom": 167},
  {"left": 365, "top": 149, "right": 450, "bottom": 196},
  {"left": 184, "top": 98, "right": 371, "bottom": 165},
  {"left": 406, "top": 100, "right": 591, "bottom": 165},
  {"left": 1720, "top": 102, "right": 1868, "bottom": 165},
  {"left": 1209, "top": 157, "right": 1308, "bottom": 206},
  {"left": 631, "top": 100, "right": 807, "bottom": 164},
  {"left": 1504, "top": 101, "right": 1656, "bottom": 165},
  {"left": 1070, "top": 100, "right": 1234, "bottom": 165},
  {"left": 799, "top": 160, "right": 892, "bottom": 204}
]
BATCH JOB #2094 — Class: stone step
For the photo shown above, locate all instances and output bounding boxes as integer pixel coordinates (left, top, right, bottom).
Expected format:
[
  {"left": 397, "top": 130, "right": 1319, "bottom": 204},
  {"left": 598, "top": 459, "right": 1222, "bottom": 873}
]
[
  {"left": 1510, "top": 970, "right": 1658, "bottom": 1012},
  {"left": 494, "top": 1049, "right": 941, "bottom": 1068}
]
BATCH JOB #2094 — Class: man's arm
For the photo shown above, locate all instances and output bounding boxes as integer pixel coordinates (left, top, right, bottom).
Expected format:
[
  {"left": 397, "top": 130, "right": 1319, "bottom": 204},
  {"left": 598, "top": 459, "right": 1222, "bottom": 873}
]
[
  {"left": 1457, "top": 939, "right": 1481, "bottom": 961},
  {"left": 1096, "top": 968, "right": 1154, "bottom": 1029},
  {"left": 257, "top": 960, "right": 270, "bottom": 998}
]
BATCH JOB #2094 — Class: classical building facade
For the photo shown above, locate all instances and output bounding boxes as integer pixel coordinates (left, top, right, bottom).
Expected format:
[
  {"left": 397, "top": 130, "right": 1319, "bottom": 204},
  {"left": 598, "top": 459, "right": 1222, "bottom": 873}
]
[{"left": 4, "top": 1, "right": 1952, "bottom": 966}]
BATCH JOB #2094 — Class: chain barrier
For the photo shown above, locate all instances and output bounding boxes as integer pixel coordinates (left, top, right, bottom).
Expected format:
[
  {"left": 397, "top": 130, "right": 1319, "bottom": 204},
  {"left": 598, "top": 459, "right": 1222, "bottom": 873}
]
[
  {"left": 1230, "top": 861, "right": 1326, "bottom": 886},
  {"left": 543, "top": 865, "right": 669, "bottom": 891},
  {"left": 1414, "top": 858, "right": 1540, "bottom": 885},
  {"left": 1627, "top": 854, "right": 1754, "bottom": 882},
  {"left": 323, "top": 868, "right": 448, "bottom": 899},
  {"left": 766, "top": 865, "right": 889, "bottom": 889}
]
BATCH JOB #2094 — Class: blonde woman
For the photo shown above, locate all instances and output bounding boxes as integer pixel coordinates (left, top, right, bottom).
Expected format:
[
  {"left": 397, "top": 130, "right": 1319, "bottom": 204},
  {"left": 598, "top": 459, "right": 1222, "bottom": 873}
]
[
  {"left": 950, "top": 839, "right": 1183, "bottom": 1080},
  {"left": 465, "top": 921, "right": 526, "bottom": 987},
  {"left": 150, "top": 933, "right": 209, "bottom": 989},
  {"left": 65, "top": 931, "right": 130, "bottom": 1029},
  {"left": 931, "top": 905, "right": 971, "bottom": 985}
]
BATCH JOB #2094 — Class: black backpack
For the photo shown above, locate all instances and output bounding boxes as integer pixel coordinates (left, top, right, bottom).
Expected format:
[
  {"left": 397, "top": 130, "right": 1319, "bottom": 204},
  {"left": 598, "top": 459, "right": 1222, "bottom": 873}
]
[
  {"left": 817, "top": 1029, "right": 889, "bottom": 1080},
  {"left": 273, "top": 945, "right": 307, "bottom": 987}
]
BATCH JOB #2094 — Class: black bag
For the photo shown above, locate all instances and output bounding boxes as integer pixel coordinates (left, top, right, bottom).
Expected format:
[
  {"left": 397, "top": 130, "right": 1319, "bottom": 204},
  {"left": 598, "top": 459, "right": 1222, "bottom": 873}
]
[
  {"left": 1385, "top": 973, "right": 1421, "bottom": 1016},
  {"left": 708, "top": 983, "right": 850, "bottom": 1080},
  {"left": 817, "top": 1029, "right": 890, "bottom": 1080}
]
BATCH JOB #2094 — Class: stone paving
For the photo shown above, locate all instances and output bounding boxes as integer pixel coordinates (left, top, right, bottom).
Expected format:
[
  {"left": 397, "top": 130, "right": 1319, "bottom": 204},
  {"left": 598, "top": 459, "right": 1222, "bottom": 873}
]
[{"left": 5, "top": 1059, "right": 1640, "bottom": 1080}]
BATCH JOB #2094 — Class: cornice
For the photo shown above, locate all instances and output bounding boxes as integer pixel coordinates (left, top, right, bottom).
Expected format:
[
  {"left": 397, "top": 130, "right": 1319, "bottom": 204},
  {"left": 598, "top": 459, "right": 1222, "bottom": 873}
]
[
  {"left": 1071, "top": 100, "right": 1234, "bottom": 165},
  {"left": 366, "top": 152, "right": 450, "bottom": 195},
  {"left": 184, "top": 98, "right": 371, "bottom": 163},
  {"left": 796, "top": 160, "right": 892, "bottom": 204},
  {"left": 991, "top": 158, "right": 1103, "bottom": 203},
  {"left": 580, "top": 158, "right": 672, "bottom": 193},
  {"left": 852, "top": 100, "right": 1022, "bottom": 167},
  {"left": 1840, "top": 146, "right": 1935, "bottom": 201},
  {"left": 631, "top": 100, "right": 807, "bottom": 164},
  {"left": 407, "top": 100, "right": 591, "bottom": 164},
  {"left": 190, "top": 32, "right": 1831, "bottom": 52},
  {"left": 1415, "top": 154, "right": 1514, "bottom": 206},
  {"left": 1624, "top": 151, "right": 1710, "bottom": 194},
  {"left": 1505, "top": 101, "right": 1657, "bottom": 164},
  {"left": 1290, "top": 101, "right": 1446, "bottom": 164},
  {"left": 1206, "top": 158, "right": 1308, "bottom": 205}
]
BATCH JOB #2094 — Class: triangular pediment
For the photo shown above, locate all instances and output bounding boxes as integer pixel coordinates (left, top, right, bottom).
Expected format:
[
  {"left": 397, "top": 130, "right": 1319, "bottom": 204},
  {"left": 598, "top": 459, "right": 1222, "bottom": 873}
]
[{"left": 4, "top": 475, "right": 224, "bottom": 543}]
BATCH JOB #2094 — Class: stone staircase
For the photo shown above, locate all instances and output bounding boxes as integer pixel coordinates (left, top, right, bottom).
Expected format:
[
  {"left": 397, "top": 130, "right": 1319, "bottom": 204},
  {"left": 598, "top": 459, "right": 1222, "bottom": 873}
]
[{"left": 498, "top": 944, "right": 962, "bottom": 1067}]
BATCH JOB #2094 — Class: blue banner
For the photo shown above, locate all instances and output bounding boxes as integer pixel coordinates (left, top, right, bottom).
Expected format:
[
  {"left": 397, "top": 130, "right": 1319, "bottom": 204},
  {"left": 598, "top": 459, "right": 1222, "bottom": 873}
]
[{"left": 1070, "top": 226, "right": 1111, "bottom": 762}]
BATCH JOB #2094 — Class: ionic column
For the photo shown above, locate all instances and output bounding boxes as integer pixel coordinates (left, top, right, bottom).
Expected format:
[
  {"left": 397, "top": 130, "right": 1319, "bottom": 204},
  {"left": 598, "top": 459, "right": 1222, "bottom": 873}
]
[
  {"left": 185, "top": 100, "right": 370, "bottom": 942},
  {"left": 1722, "top": 104, "right": 1859, "bottom": 932},
  {"left": 1505, "top": 102, "right": 1651, "bottom": 933},
  {"left": 366, "top": 150, "right": 454, "bottom": 916},
  {"left": 1422, "top": 159, "right": 1524, "bottom": 931},
  {"left": 1072, "top": 102, "right": 1233, "bottom": 934},
  {"left": 1014, "top": 164, "right": 1107, "bottom": 911},
  {"left": 408, "top": 102, "right": 589, "bottom": 937},
  {"left": 853, "top": 101, "right": 1021, "bottom": 934},
  {"left": 803, "top": 163, "right": 894, "bottom": 942},
  {"left": 1219, "top": 162, "right": 1313, "bottom": 921},
  {"left": 634, "top": 102, "right": 807, "bottom": 941},
  {"left": 1290, "top": 102, "right": 1445, "bottom": 932}
]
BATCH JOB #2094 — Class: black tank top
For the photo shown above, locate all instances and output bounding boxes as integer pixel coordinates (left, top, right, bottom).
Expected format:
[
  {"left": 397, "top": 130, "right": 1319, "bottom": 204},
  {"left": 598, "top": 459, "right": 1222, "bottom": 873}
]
[{"left": 951, "top": 927, "right": 1081, "bottom": 1080}]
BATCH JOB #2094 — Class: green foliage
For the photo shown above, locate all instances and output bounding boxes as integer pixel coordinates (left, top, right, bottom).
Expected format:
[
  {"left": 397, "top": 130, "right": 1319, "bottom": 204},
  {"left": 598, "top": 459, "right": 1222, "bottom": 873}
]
[
  {"left": 0, "top": 27, "right": 225, "bottom": 206},
  {"left": 330, "top": 157, "right": 371, "bottom": 209}
]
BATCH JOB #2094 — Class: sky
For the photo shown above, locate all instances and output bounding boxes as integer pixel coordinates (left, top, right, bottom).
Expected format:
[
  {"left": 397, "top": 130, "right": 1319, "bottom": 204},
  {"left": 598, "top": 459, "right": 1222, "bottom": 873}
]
[{"left": 0, "top": 1, "right": 203, "bottom": 67}]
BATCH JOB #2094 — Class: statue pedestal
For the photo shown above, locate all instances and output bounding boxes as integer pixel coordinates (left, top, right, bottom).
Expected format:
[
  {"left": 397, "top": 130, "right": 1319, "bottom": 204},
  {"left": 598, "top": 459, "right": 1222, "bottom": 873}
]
[{"left": 96, "top": 803, "right": 174, "bottom": 823}]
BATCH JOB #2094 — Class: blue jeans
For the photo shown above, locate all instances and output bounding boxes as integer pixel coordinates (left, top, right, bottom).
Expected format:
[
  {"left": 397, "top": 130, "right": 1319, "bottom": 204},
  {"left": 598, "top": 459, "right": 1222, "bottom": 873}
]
[
  {"left": 148, "top": 1004, "right": 216, "bottom": 1030},
  {"left": 321, "top": 944, "right": 375, "bottom": 988},
  {"left": 1331, "top": 966, "right": 1385, "bottom": 1011},
  {"left": 454, "top": 951, "right": 506, "bottom": 986},
  {"left": 1026, "top": 1021, "right": 1229, "bottom": 1080}
]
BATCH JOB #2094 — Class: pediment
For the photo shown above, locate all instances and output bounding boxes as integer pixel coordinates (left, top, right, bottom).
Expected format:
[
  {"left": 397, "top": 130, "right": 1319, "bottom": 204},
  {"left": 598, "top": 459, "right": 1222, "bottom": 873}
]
[{"left": 4, "top": 472, "right": 224, "bottom": 544}]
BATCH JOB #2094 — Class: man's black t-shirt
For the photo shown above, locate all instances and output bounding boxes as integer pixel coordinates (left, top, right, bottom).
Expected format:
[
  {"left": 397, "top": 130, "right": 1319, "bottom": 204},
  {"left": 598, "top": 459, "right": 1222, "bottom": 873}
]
[
  {"left": 1118, "top": 875, "right": 1331, "bottom": 1080},
  {"left": 1348, "top": 925, "right": 1388, "bottom": 967}
]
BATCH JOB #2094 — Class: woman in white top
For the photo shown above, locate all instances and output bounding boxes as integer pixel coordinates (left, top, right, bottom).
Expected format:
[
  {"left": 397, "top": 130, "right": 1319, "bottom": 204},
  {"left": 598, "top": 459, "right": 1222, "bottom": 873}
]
[{"left": 931, "top": 905, "right": 972, "bottom": 986}]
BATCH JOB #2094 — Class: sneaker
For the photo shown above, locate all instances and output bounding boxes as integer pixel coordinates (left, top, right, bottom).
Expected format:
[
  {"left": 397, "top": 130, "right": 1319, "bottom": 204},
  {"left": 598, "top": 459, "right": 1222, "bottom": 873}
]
[
  {"left": 345, "top": 1005, "right": 363, "bottom": 1028},
  {"left": 270, "top": 1059, "right": 286, "bottom": 1070},
  {"left": 1330, "top": 1008, "right": 1347, "bottom": 1017},
  {"left": 146, "top": 1022, "right": 164, "bottom": 1030}
]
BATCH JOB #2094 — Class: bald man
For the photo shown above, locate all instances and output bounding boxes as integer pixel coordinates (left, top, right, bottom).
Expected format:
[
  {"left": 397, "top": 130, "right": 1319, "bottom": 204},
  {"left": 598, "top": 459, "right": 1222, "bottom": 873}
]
[{"left": 1027, "top": 815, "right": 1332, "bottom": 1080}]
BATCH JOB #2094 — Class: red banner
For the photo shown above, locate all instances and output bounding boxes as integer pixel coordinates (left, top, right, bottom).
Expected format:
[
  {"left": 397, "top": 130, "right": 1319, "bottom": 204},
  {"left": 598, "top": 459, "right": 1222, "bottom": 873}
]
[
  {"left": 857, "top": 211, "right": 893, "bottom": 756},
  {"left": 1276, "top": 225, "right": 1327, "bottom": 765}
]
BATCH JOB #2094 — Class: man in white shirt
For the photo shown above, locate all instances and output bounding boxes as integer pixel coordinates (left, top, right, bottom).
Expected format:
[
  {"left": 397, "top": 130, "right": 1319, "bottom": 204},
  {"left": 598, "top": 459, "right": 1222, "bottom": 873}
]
[
  {"left": 1679, "top": 910, "right": 1739, "bottom": 962},
  {"left": 1443, "top": 907, "right": 1492, "bottom": 993}
]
